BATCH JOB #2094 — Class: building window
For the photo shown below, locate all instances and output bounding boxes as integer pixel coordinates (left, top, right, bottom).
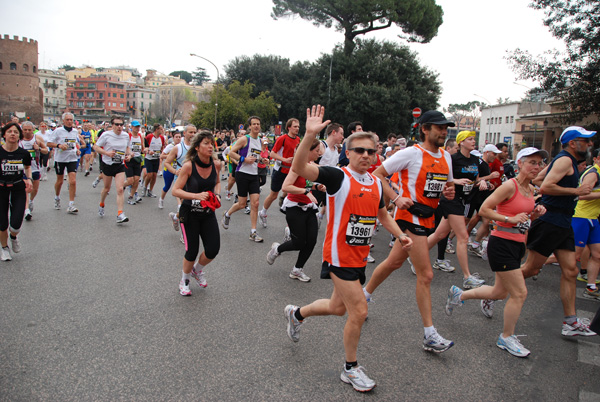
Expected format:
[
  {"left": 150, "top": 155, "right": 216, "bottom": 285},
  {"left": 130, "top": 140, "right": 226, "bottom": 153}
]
[
  {"left": 120, "top": 103, "right": 124, "bottom": 107},
  {"left": 120, "top": 94, "right": 124, "bottom": 98},
  {"left": 113, "top": 93, "right": 117, "bottom": 98},
  {"left": 149, "top": 94, "right": 152, "bottom": 99},
  {"left": 511, "top": 116, "right": 514, "bottom": 123},
  {"left": 88, "top": 93, "right": 94, "bottom": 98},
  {"left": 141, "top": 102, "right": 144, "bottom": 109},
  {"left": 23, "top": 64, "right": 29, "bottom": 72},
  {"left": 33, "top": 66, "right": 36, "bottom": 73},
  {"left": 141, "top": 93, "right": 144, "bottom": 98},
  {"left": 10, "top": 62, "right": 17, "bottom": 70},
  {"left": 0, "top": 61, "right": 2, "bottom": 69},
  {"left": 77, "top": 101, "right": 84, "bottom": 107},
  {"left": 506, "top": 116, "right": 509, "bottom": 122}
]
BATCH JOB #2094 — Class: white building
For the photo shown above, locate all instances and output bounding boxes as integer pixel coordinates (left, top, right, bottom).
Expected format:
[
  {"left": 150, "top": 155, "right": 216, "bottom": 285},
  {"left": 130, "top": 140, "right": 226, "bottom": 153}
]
[
  {"left": 38, "top": 69, "right": 67, "bottom": 122},
  {"left": 479, "top": 103, "right": 520, "bottom": 150},
  {"left": 126, "top": 86, "right": 157, "bottom": 124}
]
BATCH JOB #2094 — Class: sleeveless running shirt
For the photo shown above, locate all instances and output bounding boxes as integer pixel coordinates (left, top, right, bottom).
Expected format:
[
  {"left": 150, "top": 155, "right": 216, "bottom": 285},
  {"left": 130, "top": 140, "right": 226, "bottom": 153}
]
[
  {"left": 182, "top": 160, "right": 217, "bottom": 212},
  {"left": 323, "top": 167, "right": 381, "bottom": 267},
  {"left": 236, "top": 135, "right": 262, "bottom": 175}
]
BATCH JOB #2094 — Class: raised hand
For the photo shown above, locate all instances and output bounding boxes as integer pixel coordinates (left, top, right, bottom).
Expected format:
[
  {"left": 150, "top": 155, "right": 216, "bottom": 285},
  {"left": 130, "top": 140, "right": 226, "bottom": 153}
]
[{"left": 305, "top": 105, "right": 331, "bottom": 136}]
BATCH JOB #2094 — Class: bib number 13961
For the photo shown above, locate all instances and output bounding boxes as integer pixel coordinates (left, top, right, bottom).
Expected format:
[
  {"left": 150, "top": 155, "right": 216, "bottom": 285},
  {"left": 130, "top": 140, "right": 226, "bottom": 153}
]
[{"left": 346, "top": 214, "right": 376, "bottom": 246}]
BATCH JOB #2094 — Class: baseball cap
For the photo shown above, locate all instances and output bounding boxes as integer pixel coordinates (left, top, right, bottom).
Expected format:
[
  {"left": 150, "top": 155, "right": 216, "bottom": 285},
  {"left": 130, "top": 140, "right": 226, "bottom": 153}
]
[
  {"left": 418, "top": 110, "right": 455, "bottom": 127},
  {"left": 482, "top": 144, "right": 502, "bottom": 154},
  {"left": 131, "top": 120, "right": 141, "bottom": 127},
  {"left": 516, "top": 147, "right": 549, "bottom": 162},
  {"left": 456, "top": 131, "right": 476, "bottom": 144},
  {"left": 470, "top": 149, "right": 482, "bottom": 158},
  {"left": 559, "top": 126, "right": 596, "bottom": 144},
  {"left": 50, "top": 122, "right": 57, "bottom": 127}
]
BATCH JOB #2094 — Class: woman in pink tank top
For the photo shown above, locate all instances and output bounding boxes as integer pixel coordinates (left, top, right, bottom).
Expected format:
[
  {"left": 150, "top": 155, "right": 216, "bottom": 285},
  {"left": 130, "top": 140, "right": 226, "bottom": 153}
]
[{"left": 444, "top": 147, "right": 548, "bottom": 358}]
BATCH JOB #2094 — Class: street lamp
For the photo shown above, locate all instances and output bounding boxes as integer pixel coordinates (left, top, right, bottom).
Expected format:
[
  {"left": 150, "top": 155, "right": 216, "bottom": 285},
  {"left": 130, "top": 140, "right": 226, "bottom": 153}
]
[{"left": 190, "top": 53, "right": 220, "bottom": 132}]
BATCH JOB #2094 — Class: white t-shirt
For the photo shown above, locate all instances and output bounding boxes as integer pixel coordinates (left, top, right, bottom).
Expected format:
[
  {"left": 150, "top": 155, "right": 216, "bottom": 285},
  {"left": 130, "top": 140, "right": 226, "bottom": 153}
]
[
  {"left": 95, "top": 131, "right": 131, "bottom": 165},
  {"left": 382, "top": 146, "right": 454, "bottom": 195},
  {"left": 49, "top": 127, "right": 80, "bottom": 163}
]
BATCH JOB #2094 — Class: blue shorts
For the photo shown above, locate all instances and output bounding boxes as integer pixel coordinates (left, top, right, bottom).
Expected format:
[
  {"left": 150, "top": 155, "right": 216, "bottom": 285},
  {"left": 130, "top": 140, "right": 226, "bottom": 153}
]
[
  {"left": 80, "top": 147, "right": 91, "bottom": 156},
  {"left": 162, "top": 169, "right": 176, "bottom": 192},
  {"left": 572, "top": 217, "right": 600, "bottom": 247}
]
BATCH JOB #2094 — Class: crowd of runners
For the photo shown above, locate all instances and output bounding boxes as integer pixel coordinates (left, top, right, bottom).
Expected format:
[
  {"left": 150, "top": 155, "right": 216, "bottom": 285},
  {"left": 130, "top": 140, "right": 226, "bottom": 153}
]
[{"left": 0, "top": 106, "right": 598, "bottom": 392}]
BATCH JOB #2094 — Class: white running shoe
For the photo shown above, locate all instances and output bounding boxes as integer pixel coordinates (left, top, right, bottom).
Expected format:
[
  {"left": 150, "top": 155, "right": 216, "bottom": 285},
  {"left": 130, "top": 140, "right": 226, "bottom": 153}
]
[
  {"left": 98, "top": 206, "right": 105, "bottom": 217},
  {"left": 169, "top": 212, "right": 180, "bottom": 231},
  {"left": 407, "top": 257, "right": 416, "bottom": 275},
  {"left": 561, "top": 318, "right": 596, "bottom": 336},
  {"left": 54, "top": 198, "right": 61, "bottom": 210},
  {"left": 267, "top": 242, "right": 280, "bottom": 265},
  {"left": 135, "top": 193, "right": 143, "bottom": 203},
  {"left": 481, "top": 299, "right": 495, "bottom": 318},
  {"left": 258, "top": 210, "right": 268, "bottom": 228},
  {"left": 283, "top": 226, "right": 291, "bottom": 243},
  {"left": 179, "top": 279, "right": 191, "bottom": 296},
  {"left": 116, "top": 213, "right": 129, "bottom": 224},
  {"left": 67, "top": 205, "right": 78, "bottom": 214},
  {"left": 28, "top": 200, "right": 34, "bottom": 212},
  {"left": 10, "top": 237, "right": 21, "bottom": 253},
  {"left": 158, "top": 198, "right": 164, "bottom": 209},
  {"left": 24, "top": 209, "right": 32, "bottom": 221},
  {"left": 92, "top": 178, "right": 100, "bottom": 188},
  {"left": 191, "top": 264, "right": 207, "bottom": 288},
  {"left": 340, "top": 366, "right": 376, "bottom": 392},
  {"left": 284, "top": 305, "right": 302, "bottom": 342},
  {"left": 289, "top": 269, "right": 310, "bottom": 282},
  {"left": 1, "top": 247, "right": 12, "bottom": 261}
]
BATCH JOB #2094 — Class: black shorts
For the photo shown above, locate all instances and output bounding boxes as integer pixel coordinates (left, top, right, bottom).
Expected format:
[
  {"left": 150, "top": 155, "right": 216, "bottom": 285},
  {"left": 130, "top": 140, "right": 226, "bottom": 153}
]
[
  {"left": 32, "top": 171, "right": 40, "bottom": 181},
  {"left": 321, "top": 261, "right": 366, "bottom": 285},
  {"left": 527, "top": 219, "right": 575, "bottom": 257},
  {"left": 101, "top": 161, "right": 126, "bottom": 177},
  {"left": 144, "top": 158, "right": 160, "bottom": 173},
  {"left": 55, "top": 161, "right": 77, "bottom": 175},
  {"left": 125, "top": 159, "right": 142, "bottom": 178},
  {"left": 270, "top": 169, "right": 287, "bottom": 192},
  {"left": 395, "top": 219, "right": 433, "bottom": 236},
  {"left": 487, "top": 235, "right": 526, "bottom": 272},
  {"left": 235, "top": 171, "right": 260, "bottom": 197},
  {"left": 439, "top": 198, "right": 466, "bottom": 218}
]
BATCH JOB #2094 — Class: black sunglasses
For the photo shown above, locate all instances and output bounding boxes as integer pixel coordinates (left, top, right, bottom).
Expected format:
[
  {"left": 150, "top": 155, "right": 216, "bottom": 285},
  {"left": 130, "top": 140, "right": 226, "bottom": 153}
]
[
  {"left": 113, "top": 123, "right": 124, "bottom": 126},
  {"left": 349, "top": 147, "right": 377, "bottom": 155}
]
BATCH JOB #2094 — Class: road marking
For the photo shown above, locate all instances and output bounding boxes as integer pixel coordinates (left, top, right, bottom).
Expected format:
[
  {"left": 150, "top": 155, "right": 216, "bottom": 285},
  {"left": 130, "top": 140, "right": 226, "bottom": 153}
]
[{"left": 579, "top": 390, "right": 600, "bottom": 402}]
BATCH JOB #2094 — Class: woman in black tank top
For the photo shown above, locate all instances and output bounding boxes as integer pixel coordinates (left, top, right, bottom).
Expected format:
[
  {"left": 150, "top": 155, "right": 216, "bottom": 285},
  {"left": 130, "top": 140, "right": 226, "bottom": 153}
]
[{"left": 172, "top": 131, "right": 222, "bottom": 297}]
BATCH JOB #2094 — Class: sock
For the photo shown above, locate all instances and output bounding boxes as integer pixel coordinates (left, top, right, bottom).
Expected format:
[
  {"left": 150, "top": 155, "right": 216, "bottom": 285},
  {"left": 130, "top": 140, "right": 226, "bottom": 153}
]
[
  {"left": 292, "top": 267, "right": 302, "bottom": 274},
  {"left": 100, "top": 203, "right": 105, "bottom": 208},
  {"left": 177, "top": 204, "right": 181, "bottom": 211},
  {"left": 194, "top": 262, "right": 204, "bottom": 271},
  {"left": 294, "top": 308, "right": 304, "bottom": 322},
  {"left": 251, "top": 229, "right": 257, "bottom": 234},
  {"left": 9, "top": 234, "right": 17, "bottom": 240},
  {"left": 55, "top": 196, "right": 60, "bottom": 200},
  {"left": 424, "top": 326, "right": 436, "bottom": 338},
  {"left": 471, "top": 241, "right": 480, "bottom": 247},
  {"left": 363, "top": 288, "right": 372, "bottom": 299},
  {"left": 565, "top": 315, "right": 577, "bottom": 325},
  {"left": 587, "top": 284, "right": 597, "bottom": 291},
  {"left": 261, "top": 208, "right": 267, "bottom": 215},
  {"left": 117, "top": 210, "right": 123, "bottom": 216},
  {"left": 345, "top": 361, "right": 358, "bottom": 371},
  {"left": 182, "top": 272, "right": 191, "bottom": 282},
  {"left": 69, "top": 201, "right": 74, "bottom": 207},
  {"left": 225, "top": 212, "right": 230, "bottom": 218}
]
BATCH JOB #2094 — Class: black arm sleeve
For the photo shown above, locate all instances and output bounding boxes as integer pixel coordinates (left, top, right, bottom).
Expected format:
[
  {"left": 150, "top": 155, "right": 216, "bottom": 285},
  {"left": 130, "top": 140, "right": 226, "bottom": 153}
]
[{"left": 316, "top": 166, "right": 345, "bottom": 195}]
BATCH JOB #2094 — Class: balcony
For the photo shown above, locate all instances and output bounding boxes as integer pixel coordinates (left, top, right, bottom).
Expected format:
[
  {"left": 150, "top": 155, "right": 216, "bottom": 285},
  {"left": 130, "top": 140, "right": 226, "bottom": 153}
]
[{"left": 43, "top": 82, "right": 58, "bottom": 89}]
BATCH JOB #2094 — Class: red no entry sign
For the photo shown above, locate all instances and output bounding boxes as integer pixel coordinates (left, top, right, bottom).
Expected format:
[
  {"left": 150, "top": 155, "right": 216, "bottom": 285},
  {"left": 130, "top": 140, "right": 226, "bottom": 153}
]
[{"left": 412, "top": 108, "right": 422, "bottom": 118}]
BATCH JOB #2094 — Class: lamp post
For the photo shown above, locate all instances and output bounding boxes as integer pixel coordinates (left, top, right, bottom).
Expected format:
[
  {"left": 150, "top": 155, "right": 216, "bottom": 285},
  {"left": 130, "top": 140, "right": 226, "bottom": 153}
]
[{"left": 190, "top": 53, "right": 220, "bottom": 132}]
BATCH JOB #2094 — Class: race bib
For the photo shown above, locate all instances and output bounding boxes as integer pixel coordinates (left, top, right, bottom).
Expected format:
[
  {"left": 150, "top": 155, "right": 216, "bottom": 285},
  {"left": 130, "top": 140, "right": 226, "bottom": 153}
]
[
  {"left": 463, "top": 181, "right": 474, "bottom": 195},
  {"left": 132, "top": 144, "right": 142, "bottom": 154},
  {"left": 65, "top": 139, "right": 77, "bottom": 149},
  {"left": 346, "top": 214, "right": 376, "bottom": 246},
  {"left": 250, "top": 148, "right": 261, "bottom": 162},
  {"left": 28, "top": 149, "right": 36, "bottom": 159},
  {"left": 2, "top": 160, "right": 24, "bottom": 174},
  {"left": 423, "top": 172, "right": 448, "bottom": 199},
  {"left": 112, "top": 150, "right": 125, "bottom": 163}
]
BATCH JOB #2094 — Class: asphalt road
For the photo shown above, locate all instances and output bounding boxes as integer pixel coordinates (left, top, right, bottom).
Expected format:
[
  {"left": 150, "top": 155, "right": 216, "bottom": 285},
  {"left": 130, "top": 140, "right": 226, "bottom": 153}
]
[{"left": 1, "top": 167, "right": 600, "bottom": 401}]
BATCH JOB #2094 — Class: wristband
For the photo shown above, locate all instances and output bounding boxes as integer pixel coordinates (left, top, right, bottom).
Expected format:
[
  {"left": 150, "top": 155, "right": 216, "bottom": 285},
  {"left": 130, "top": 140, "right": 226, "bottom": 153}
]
[
  {"left": 240, "top": 156, "right": 245, "bottom": 164},
  {"left": 504, "top": 216, "right": 509, "bottom": 223},
  {"left": 304, "top": 188, "right": 310, "bottom": 195},
  {"left": 392, "top": 194, "right": 401, "bottom": 203}
]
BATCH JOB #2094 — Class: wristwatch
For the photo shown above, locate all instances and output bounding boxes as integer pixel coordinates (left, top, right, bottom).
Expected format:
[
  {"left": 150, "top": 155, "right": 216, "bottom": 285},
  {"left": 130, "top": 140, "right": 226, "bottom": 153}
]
[{"left": 304, "top": 188, "right": 310, "bottom": 195}]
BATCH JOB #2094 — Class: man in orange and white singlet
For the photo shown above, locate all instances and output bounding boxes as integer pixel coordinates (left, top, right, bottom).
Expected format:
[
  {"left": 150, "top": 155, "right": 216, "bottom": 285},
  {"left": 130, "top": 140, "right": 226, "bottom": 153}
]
[
  {"left": 363, "top": 110, "right": 458, "bottom": 353},
  {"left": 283, "top": 105, "right": 412, "bottom": 393}
]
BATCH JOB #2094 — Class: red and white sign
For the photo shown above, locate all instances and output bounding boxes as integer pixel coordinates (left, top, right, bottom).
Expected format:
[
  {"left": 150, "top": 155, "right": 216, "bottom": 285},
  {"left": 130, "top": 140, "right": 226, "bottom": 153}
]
[{"left": 412, "top": 108, "right": 422, "bottom": 118}]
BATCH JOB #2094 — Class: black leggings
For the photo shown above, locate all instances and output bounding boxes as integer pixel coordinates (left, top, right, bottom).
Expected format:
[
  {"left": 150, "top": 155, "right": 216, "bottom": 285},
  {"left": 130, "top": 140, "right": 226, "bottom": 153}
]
[
  {"left": 181, "top": 211, "right": 220, "bottom": 262},
  {"left": 278, "top": 206, "right": 318, "bottom": 268},
  {"left": 40, "top": 152, "right": 49, "bottom": 168},
  {"left": 0, "top": 186, "right": 27, "bottom": 232}
]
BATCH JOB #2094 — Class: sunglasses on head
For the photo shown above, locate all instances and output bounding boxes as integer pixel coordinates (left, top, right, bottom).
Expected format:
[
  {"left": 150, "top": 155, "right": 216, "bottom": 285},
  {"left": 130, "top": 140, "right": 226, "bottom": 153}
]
[{"left": 349, "top": 147, "right": 377, "bottom": 155}]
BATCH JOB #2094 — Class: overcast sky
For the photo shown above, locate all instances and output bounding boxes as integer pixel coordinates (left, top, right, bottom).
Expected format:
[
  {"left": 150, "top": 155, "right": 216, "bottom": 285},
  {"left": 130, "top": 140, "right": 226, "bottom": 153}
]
[{"left": 3, "top": 0, "right": 564, "bottom": 111}]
